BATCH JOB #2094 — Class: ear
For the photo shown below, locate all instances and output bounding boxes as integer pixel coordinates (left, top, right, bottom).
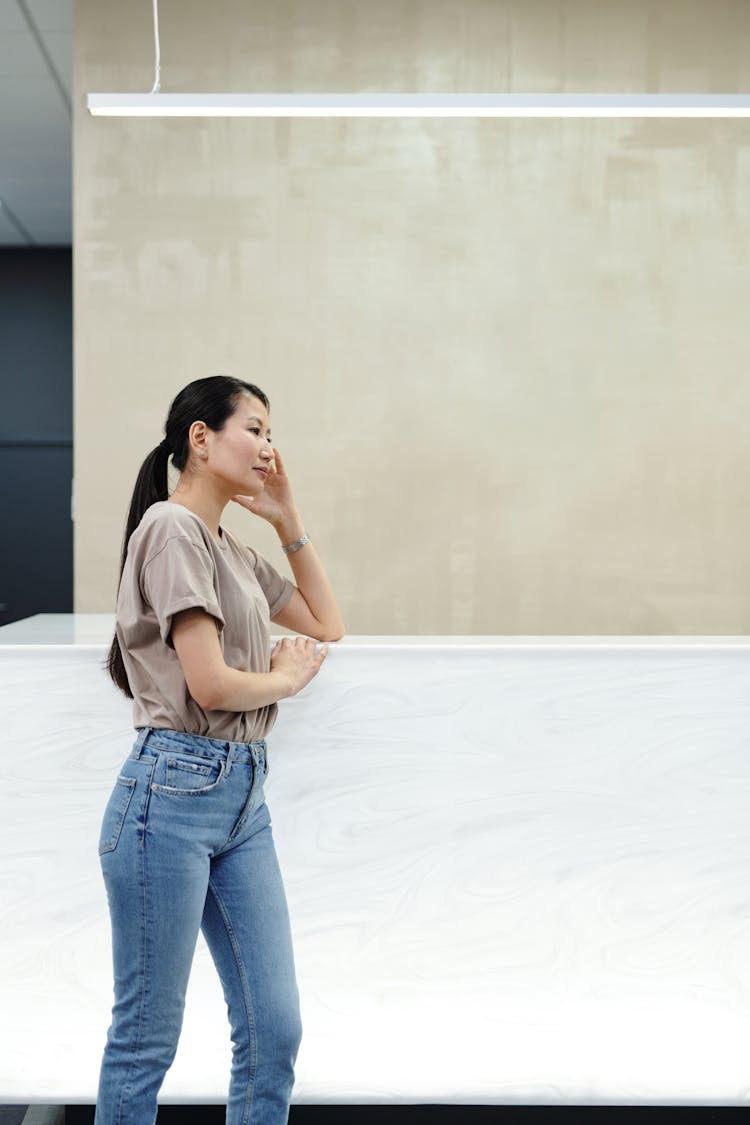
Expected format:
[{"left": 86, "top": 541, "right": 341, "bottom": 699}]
[{"left": 186, "top": 420, "right": 210, "bottom": 460}]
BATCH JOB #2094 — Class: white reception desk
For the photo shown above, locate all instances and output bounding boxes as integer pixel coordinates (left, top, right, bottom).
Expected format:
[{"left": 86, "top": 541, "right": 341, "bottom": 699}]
[{"left": 1, "top": 615, "right": 750, "bottom": 1106}]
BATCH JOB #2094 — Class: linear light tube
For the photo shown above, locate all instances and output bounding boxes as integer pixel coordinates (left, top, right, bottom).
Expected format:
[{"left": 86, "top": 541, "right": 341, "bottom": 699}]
[{"left": 86, "top": 93, "right": 750, "bottom": 118}]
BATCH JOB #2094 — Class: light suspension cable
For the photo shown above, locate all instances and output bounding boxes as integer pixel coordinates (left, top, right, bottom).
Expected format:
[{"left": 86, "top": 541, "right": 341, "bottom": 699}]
[{"left": 149, "top": 0, "right": 161, "bottom": 94}]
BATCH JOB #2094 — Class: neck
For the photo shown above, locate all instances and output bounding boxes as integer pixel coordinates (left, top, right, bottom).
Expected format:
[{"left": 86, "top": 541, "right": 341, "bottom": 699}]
[{"left": 167, "top": 477, "right": 230, "bottom": 542}]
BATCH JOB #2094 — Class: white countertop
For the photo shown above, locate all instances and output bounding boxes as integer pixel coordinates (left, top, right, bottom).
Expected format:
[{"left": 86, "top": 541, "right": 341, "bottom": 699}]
[
  {"left": 3, "top": 615, "right": 750, "bottom": 1102},
  {"left": 1, "top": 613, "right": 749, "bottom": 648}
]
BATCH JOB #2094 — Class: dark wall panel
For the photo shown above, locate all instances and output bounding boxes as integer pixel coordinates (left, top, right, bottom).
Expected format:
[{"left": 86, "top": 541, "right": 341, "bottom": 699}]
[{"left": 0, "top": 248, "right": 72, "bottom": 625}]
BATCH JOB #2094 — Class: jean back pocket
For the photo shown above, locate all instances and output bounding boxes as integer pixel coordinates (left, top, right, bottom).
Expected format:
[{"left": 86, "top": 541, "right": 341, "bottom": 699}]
[{"left": 98, "top": 774, "right": 137, "bottom": 855}]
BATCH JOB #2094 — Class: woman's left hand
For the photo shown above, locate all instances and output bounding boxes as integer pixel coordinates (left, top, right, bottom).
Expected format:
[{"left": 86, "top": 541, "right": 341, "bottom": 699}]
[{"left": 230, "top": 446, "right": 298, "bottom": 527}]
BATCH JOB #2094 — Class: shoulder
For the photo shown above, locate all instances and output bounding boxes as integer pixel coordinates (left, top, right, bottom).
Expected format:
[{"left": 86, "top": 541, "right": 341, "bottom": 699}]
[
  {"left": 221, "top": 532, "right": 290, "bottom": 598},
  {"left": 130, "top": 502, "right": 213, "bottom": 564},
  {"left": 220, "top": 526, "right": 260, "bottom": 569}
]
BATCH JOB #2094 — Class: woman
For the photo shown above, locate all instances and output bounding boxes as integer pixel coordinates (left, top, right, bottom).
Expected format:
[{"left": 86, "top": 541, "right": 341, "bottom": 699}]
[{"left": 97, "top": 375, "right": 344, "bottom": 1124}]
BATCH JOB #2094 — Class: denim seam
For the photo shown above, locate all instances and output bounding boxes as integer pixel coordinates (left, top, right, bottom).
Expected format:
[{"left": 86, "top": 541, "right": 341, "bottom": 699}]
[
  {"left": 150, "top": 780, "right": 224, "bottom": 797},
  {"left": 139, "top": 758, "right": 155, "bottom": 848},
  {"left": 225, "top": 760, "right": 263, "bottom": 847},
  {"left": 207, "top": 876, "right": 257, "bottom": 1125},
  {"left": 115, "top": 796, "right": 149, "bottom": 1123}
]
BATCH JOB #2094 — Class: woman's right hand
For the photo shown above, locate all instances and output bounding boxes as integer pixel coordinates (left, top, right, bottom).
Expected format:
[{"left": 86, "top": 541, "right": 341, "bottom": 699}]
[{"left": 270, "top": 635, "right": 329, "bottom": 697}]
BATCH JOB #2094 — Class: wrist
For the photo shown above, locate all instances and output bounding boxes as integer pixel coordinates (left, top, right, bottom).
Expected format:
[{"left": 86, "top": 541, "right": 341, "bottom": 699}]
[
  {"left": 273, "top": 512, "right": 305, "bottom": 542},
  {"left": 269, "top": 667, "right": 296, "bottom": 700}
]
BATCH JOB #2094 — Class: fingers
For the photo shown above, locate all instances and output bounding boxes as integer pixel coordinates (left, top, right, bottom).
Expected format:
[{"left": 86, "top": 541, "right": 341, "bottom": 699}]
[{"left": 279, "top": 635, "right": 328, "bottom": 657}]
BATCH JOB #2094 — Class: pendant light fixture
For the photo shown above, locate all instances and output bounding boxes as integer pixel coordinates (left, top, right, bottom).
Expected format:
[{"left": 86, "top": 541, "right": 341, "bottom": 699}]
[{"left": 86, "top": 0, "right": 750, "bottom": 118}]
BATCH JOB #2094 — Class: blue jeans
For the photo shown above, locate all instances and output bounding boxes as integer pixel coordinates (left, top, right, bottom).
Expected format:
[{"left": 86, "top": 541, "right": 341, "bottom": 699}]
[{"left": 95, "top": 726, "right": 302, "bottom": 1125}]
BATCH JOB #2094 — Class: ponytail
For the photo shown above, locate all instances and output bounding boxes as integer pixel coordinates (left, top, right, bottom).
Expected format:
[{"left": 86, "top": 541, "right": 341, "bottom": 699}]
[{"left": 104, "top": 443, "right": 172, "bottom": 698}]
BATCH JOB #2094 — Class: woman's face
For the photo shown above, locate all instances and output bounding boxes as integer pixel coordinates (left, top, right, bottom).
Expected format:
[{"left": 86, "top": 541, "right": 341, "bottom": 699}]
[{"left": 201, "top": 394, "right": 275, "bottom": 494}]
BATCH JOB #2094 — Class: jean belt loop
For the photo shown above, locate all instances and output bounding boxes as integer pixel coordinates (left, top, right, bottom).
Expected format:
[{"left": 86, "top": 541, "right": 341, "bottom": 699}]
[
  {"left": 132, "top": 727, "right": 152, "bottom": 759},
  {"left": 225, "top": 743, "right": 233, "bottom": 777}
]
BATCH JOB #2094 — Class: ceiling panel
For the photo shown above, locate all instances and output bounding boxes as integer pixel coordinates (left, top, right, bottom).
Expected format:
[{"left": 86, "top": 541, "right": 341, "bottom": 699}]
[
  {"left": 0, "top": 0, "right": 72, "bottom": 245},
  {"left": 0, "top": 0, "right": 26, "bottom": 33},
  {"left": 26, "top": 0, "right": 74, "bottom": 32},
  {"left": 0, "top": 204, "right": 26, "bottom": 243},
  {"left": 0, "top": 31, "right": 42, "bottom": 74},
  {"left": 0, "top": 75, "right": 70, "bottom": 139},
  {"left": 15, "top": 200, "right": 70, "bottom": 243},
  {"left": 41, "top": 30, "right": 73, "bottom": 96}
]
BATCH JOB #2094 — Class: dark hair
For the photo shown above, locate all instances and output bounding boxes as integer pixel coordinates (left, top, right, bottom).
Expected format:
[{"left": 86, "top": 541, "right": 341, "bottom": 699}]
[{"left": 104, "top": 375, "right": 269, "bottom": 698}]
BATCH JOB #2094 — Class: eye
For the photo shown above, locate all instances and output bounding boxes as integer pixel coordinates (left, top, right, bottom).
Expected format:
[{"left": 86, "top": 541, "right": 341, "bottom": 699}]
[{"left": 249, "top": 427, "right": 261, "bottom": 435}]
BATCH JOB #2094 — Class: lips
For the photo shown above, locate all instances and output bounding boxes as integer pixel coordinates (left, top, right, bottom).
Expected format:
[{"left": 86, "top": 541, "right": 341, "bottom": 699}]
[{"left": 254, "top": 467, "right": 268, "bottom": 477}]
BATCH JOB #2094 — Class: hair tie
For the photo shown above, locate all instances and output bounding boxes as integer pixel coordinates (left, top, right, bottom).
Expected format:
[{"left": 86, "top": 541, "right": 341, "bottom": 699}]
[{"left": 159, "top": 438, "right": 172, "bottom": 454}]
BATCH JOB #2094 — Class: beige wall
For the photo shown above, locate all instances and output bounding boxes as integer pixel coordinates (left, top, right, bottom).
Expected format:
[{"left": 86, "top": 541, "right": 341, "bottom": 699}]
[{"left": 74, "top": 0, "right": 750, "bottom": 633}]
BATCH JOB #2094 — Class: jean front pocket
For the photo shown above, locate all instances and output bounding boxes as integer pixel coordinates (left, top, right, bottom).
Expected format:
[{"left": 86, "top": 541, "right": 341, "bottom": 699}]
[
  {"left": 150, "top": 751, "right": 224, "bottom": 797},
  {"left": 98, "top": 774, "right": 137, "bottom": 855}
]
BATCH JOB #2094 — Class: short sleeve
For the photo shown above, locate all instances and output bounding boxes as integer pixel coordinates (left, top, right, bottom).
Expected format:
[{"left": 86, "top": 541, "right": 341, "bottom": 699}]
[
  {"left": 142, "top": 534, "right": 226, "bottom": 648},
  {"left": 248, "top": 547, "right": 296, "bottom": 618}
]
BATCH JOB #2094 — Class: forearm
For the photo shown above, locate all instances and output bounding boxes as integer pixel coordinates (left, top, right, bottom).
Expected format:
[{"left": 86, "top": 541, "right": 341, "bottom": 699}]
[
  {"left": 274, "top": 511, "right": 345, "bottom": 638},
  {"left": 210, "top": 666, "right": 293, "bottom": 712}
]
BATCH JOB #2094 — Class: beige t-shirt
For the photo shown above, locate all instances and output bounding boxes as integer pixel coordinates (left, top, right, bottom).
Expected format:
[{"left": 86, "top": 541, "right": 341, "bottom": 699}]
[{"left": 115, "top": 500, "right": 295, "bottom": 742}]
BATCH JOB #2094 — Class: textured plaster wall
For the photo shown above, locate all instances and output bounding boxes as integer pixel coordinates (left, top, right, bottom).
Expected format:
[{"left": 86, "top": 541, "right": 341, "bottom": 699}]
[{"left": 74, "top": 0, "right": 750, "bottom": 633}]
